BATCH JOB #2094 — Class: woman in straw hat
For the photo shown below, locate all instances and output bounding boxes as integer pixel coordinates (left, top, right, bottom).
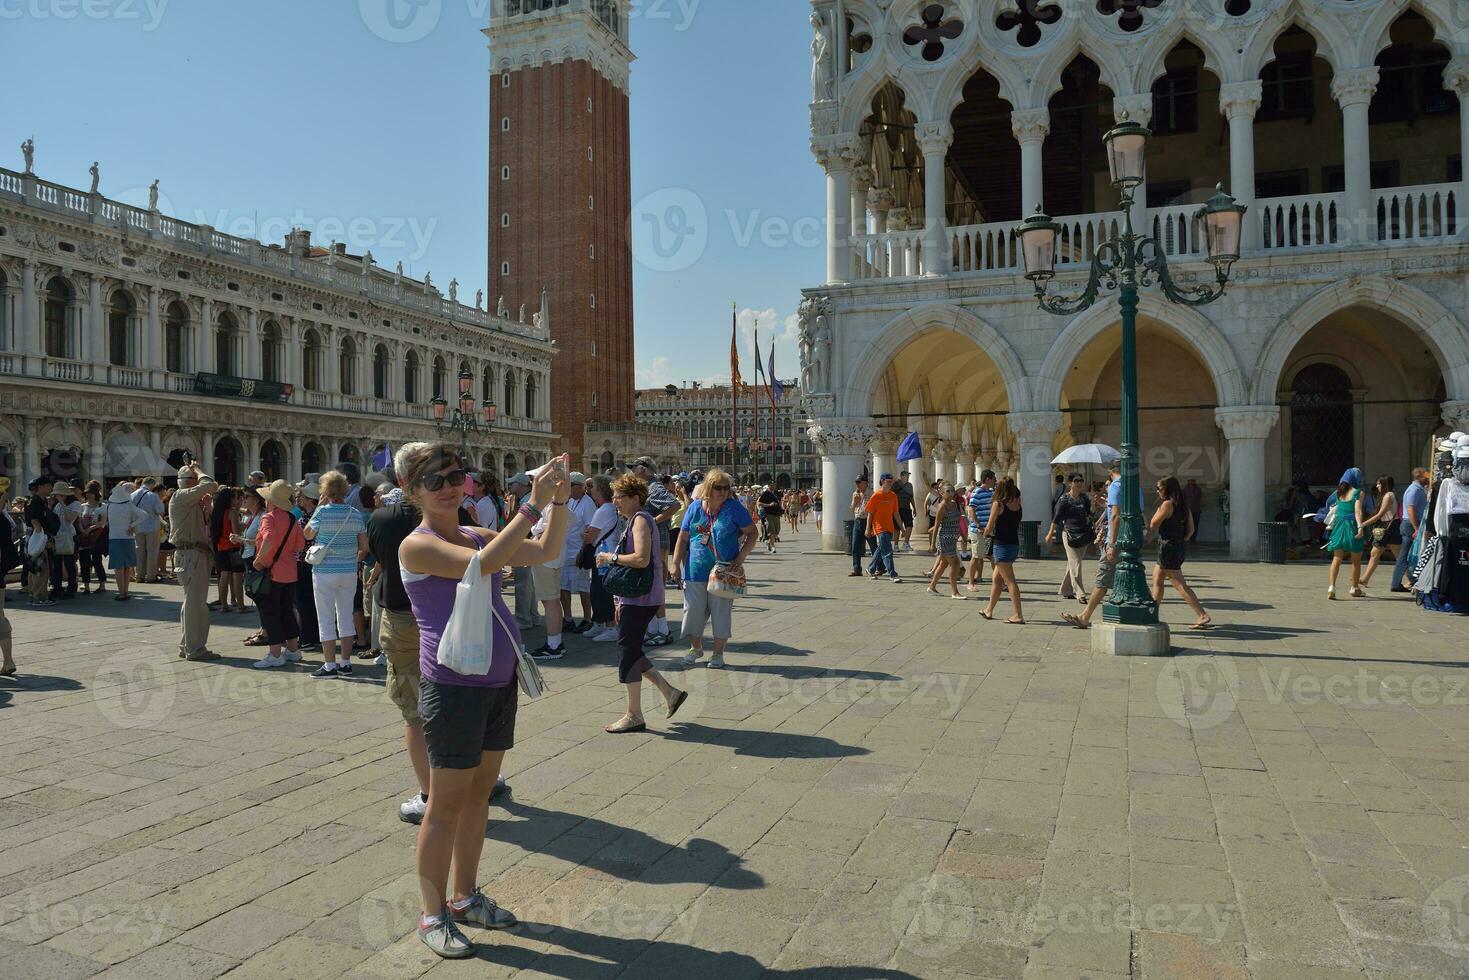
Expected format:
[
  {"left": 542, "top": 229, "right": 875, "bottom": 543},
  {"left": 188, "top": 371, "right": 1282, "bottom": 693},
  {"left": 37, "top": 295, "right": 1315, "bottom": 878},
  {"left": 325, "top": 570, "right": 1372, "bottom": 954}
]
[
  {"left": 101, "top": 482, "right": 147, "bottom": 602},
  {"left": 250, "top": 481, "right": 307, "bottom": 669}
]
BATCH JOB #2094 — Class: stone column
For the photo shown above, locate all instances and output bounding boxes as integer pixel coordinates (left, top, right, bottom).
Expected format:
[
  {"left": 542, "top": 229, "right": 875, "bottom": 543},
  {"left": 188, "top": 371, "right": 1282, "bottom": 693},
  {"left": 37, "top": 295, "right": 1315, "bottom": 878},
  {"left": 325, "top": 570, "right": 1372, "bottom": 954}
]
[
  {"left": 931, "top": 440, "right": 954, "bottom": 492},
  {"left": 1007, "top": 411, "right": 1064, "bottom": 525},
  {"left": 289, "top": 434, "right": 303, "bottom": 483},
  {"left": 916, "top": 121, "right": 952, "bottom": 276},
  {"left": 244, "top": 308, "right": 259, "bottom": 378},
  {"left": 199, "top": 297, "right": 215, "bottom": 374},
  {"left": 908, "top": 435, "right": 933, "bottom": 536},
  {"left": 146, "top": 286, "right": 162, "bottom": 385},
  {"left": 247, "top": 431, "right": 261, "bottom": 477},
  {"left": 1445, "top": 59, "right": 1469, "bottom": 234},
  {"left": 1113, "top": 96, "right": 1153, "bottom": 234},
  {"left": 1219, "top": 80, "right": 1262, "bottom": 250},
  {"left": 20, "top": 416, "right": 38, "bottom": 489},
  {"left": 1011, "top": 108, "right": 1050, "bottom": 214},
  {"left": 812, "top": 419, "right": 874, "bottom": 553},
  {"left": 850, "top": 163, "right": 874, "bottom": 278},
  {"left": 814, "top": 135, "right": 862, "bottom": 285},
  {"left": 149, "top": 426, "right": 163, "bottom": 474},
  {"left": 202, "top": 430, "right": 216, "bottom": 473},
  {"left": 87, "top": 274, "right": 104, "bottom": 374},
  {"left": 955, "top": 450, "right": 974, "bottom": 486},
  {"left": 18, "top": 259, "right": 38, "bottom": 368},
  {"left": 89, "top": 421, "right": 105, "bottom": 484},
  {"left": 1215, "top": 406, "right": 1280, "bottom": 559},
  {"left": 1332, "top": 68, "right": 1379, "bottom": 244}
]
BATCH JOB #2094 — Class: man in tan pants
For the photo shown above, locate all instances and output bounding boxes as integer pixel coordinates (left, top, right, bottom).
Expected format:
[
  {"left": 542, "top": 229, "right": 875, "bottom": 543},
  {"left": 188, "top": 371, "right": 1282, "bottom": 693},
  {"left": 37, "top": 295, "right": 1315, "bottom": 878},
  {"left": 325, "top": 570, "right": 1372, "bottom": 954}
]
[{"left": 168, "top": 461, "right": 217, "bottom": 661}]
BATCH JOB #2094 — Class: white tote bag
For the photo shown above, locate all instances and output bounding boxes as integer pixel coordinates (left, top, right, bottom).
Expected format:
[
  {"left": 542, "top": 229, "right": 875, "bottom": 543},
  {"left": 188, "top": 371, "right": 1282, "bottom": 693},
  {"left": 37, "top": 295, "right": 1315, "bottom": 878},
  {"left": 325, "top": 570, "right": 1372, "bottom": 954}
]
[
  {"left": 25, "top": 530, "right": 46, "bottom": 558},
  {"left": 436, "top": 556, "right": 495, "bottom": 676}
]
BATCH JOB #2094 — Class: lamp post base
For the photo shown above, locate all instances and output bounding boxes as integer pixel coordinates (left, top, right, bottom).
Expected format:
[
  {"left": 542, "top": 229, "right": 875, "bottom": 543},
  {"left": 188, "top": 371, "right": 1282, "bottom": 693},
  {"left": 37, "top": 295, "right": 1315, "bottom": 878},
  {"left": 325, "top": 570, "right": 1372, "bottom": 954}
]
[{"left": 1091, "top": 621, "right": 1171, "bottom": 657}]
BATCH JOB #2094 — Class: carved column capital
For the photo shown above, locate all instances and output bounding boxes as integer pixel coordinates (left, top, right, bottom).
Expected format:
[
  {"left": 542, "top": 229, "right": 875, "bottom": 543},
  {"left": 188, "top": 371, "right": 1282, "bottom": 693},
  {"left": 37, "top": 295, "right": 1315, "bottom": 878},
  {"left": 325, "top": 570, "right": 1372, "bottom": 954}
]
[
  {"left": 1218, "top": 80, "right": 1262, "bottom": 119},
  {"left": 1010, "top": 107, "right": 1050, "bottom": 144},
  {"left": 1444, "top": 57, "right": 1469, "bottom": 96},
  {"left": 1332, "top": 67, "right": 1380, "bottom": 108},
  {"left": 1214, "top": 405, "right": 1281, "bottom": 441},
  {"left": 915, "top": 120, "right": 954, "bottom": 156},
  {"left": 1006, "top": 411, "right": 1064, "bottom": 445},
  {"left": 808, "top": 418, "right": 875, "bottom": 457},
  {"left": 811, "top": 134, "right": 865, "bottom": 172},
  {"left": 1113, "top": 94, "right": 1153, "bottom": 127}
]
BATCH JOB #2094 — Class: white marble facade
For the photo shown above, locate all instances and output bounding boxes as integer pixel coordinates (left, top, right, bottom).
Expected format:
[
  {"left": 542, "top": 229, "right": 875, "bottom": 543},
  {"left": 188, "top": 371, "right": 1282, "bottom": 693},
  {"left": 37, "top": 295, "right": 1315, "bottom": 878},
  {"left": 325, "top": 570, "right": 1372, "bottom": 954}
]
[
  {"left": 0, "top": 165, "right": 556, "bottom": 488},
  {"left": 802, "top": 0, "right": 1469, "bottom": 556}
]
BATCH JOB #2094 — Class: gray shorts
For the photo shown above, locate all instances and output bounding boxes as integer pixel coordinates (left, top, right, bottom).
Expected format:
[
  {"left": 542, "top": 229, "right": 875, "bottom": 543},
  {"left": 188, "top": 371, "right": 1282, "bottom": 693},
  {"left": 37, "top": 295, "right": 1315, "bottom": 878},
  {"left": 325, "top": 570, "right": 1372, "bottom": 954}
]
[
  {"left": 1095, "top": 553, "right": 1117, "bottom": 591},
  {"left": 419, "top": 679, "right": 517, "bottom": 769},
  {"left": 681, "top": 580, "right": 733, "bottom": 641}
]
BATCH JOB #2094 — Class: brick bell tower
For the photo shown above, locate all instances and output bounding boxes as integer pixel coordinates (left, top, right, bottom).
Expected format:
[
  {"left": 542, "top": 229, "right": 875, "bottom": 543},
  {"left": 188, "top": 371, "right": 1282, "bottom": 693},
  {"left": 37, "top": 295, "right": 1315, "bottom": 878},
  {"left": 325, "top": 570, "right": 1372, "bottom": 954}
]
[{"left": 486, "top": 0, "right": 635, "bottom": 464}]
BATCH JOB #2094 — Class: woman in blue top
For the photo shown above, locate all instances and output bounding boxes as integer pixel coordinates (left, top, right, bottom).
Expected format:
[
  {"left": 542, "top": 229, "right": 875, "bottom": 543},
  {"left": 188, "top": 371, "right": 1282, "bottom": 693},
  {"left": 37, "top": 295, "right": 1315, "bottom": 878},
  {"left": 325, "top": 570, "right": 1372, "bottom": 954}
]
[
  {"left": 1326, "top": 467, "right": 1368, "bottom": 600},
  {"left": 672, "top": 469, "right": 758, "bottom": 669},
  {"left": 303, "top": 471, "right": 367, "bottom": 676}
]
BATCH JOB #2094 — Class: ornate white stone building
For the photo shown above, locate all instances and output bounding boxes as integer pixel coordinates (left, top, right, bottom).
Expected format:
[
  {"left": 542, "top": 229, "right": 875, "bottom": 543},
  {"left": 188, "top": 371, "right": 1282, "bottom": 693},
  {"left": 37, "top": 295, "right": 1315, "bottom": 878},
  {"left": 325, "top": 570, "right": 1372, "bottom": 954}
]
[
  {"left": 0, "top": 163, "right": 556, "bottom": 489},
  {"left": 802, "top": 0, "right": 1469, "bottom": 556},
  {"left": 634, "top": 383, "right": 820, "bottom": 487}
]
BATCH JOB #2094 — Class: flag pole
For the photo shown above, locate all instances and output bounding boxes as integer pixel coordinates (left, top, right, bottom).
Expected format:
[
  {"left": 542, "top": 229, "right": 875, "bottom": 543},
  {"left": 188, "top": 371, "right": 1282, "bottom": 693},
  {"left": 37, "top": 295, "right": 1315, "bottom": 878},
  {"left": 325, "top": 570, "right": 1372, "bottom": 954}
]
[{"left": 731, "top": 303, "right": 737, "bottom": 477}]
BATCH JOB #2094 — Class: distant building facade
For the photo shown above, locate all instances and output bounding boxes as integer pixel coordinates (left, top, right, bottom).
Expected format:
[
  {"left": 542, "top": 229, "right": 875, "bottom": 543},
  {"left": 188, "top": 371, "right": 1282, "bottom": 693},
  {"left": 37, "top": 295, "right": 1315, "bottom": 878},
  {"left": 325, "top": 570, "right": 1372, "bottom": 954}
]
[{"left": 636, "top": 382, "right": 818, "bottom": 488}]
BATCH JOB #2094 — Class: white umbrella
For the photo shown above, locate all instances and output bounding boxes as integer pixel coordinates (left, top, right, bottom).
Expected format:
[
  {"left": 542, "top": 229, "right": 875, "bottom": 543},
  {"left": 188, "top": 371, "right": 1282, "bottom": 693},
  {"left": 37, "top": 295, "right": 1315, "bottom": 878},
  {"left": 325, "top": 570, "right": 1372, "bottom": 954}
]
[{"left": 1051, "top": 443, "right": 1120, "bottom": 466}]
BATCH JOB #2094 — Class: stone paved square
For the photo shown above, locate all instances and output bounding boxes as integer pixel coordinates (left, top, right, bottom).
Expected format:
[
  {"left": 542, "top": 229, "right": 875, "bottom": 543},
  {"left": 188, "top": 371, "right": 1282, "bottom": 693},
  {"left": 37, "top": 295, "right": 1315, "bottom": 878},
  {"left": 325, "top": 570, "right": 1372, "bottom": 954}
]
[{"left": 3, "top": 544, "right": 1469, "bottom": 978}]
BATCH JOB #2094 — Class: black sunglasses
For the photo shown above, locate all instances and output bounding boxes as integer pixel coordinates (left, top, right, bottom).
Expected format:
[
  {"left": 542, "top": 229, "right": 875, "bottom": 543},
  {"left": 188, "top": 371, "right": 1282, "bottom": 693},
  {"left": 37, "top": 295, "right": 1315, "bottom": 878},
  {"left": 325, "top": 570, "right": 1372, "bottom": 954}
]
[{"left": 419, "top": 468, "right": 468, "bottom": 492}]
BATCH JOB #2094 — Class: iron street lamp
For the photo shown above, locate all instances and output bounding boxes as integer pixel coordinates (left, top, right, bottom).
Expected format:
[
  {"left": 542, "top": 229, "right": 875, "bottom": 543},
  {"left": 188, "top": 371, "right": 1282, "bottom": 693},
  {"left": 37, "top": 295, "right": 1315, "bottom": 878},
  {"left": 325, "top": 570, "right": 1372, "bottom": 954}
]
[
  {"left": 434, "top": 369, "right": 489, "bottom": 459},
  {"left": 1017, "top": 116, "right": 1245, "bottom": 629}
]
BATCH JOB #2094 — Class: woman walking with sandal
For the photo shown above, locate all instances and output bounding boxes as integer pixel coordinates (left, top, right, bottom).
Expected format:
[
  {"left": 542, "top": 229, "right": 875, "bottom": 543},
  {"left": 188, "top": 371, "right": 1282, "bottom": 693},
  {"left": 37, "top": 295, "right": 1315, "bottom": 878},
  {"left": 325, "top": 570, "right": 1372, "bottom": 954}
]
[
  {"left": 397, "top": 445, "right": 569, "bottom": 959},
  {"left": 595, "top": 474, "right": 687, "bottom": 734},
  {"left": 1045, "top": 474, "right": 1092, "bottom": 603},
  {"left": 1326, "top": 468, "right": 1367, "bottom": 600},
  {"left": 1150, "top": 477, "right": 1212, "bottom": 629},
  {"left": 980, "top": 479, "right": 1025, "bottom": 624},
  {"left": 926, "top": 483, "right": 966, "bottom": 599}
]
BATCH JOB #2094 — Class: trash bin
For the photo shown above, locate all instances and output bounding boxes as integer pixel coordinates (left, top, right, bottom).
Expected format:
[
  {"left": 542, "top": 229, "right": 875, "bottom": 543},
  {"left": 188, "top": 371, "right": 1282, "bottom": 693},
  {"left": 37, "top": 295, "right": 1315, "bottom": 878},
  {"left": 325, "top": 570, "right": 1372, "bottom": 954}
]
[
  {"left": 1019, "top": 521, "right": 1041, "bottom": 559},
  {"left": 1258, "top": 522, "right": 1288, "bottom": 564}
]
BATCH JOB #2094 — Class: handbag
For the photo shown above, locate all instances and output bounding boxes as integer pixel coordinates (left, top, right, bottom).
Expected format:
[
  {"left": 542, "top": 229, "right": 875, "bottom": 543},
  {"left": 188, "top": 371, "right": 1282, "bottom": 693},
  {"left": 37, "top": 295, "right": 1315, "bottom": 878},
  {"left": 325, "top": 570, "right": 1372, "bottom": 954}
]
[
  {"left": 1065, "top": 527, "right": 1091, "bottom": 549},
  {"left": 576, "top": 523, "right": 615, "bottom": 571},
  {"left": 603, "top": 514, "right": 655, "bottom": 598},
  {"left": 492, "top": 599, "right": 548, "bottom": 699},
  {"left": 25, "top": 530, "right": 46, "bottom": 558},
  {"left": 699, "top": 501, "right": 747, "bottom": 600},
  {"left": 245, "top": 517, "right": 293, "bottom": 601},
  {"left": 304, "top": 508, "right": 349, "bottom": 565}
]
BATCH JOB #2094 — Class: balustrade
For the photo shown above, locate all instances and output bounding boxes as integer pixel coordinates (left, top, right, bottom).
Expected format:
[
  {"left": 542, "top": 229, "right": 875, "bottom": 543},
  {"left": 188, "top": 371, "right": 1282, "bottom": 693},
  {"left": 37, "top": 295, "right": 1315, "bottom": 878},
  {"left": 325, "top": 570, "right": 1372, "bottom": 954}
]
[
  {"left": 1259, "top": 192, "right": 1341, "bottom": 249},
  {"left": 1375, "top": 183, "right": 1459, "bottom": 242}
]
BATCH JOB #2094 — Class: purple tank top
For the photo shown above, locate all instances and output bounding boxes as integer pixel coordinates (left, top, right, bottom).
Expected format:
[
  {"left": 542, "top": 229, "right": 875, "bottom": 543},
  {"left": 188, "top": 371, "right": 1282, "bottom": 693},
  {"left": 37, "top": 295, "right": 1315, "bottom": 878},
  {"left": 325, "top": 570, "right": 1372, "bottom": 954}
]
[
  {"left": 404, "top": 526, "right": 519, "bottom": 688},
  {"left": 618, "top": 511, "right": 665, "bottom": 608}
]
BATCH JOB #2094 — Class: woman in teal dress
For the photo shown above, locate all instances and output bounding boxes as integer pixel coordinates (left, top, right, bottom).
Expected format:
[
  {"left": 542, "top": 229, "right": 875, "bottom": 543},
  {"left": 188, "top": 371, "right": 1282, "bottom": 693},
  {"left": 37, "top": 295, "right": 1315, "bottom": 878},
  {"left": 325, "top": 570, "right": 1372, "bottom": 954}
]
[{"left": 1327, "top": 467, "right": 1367, "bottom": 599}]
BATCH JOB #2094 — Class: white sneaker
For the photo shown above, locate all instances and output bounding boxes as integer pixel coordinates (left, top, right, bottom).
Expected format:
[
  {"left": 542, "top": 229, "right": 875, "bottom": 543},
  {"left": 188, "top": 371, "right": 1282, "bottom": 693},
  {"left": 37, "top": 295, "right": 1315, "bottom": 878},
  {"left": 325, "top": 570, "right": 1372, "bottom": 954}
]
[
  {"left": 283, "top": 649, "right": 302, "bottom": 663},
  {"left": 253, "top": 653, "right": 287, "bottom": 669},
  {"left": 374, "top": 653, "right": 387, "bottom": 666},
  {"left": 709, "top": 653, "right": 725, "bottom": 669},
  {"left": 681, "top": 650, "right": 703, "bottom": 666},
  {"left": 591, "top": 627, "right": 619, "bottom": 642},
  {"left": 399, "top": 795, "right": 428, "bottom": 824}
]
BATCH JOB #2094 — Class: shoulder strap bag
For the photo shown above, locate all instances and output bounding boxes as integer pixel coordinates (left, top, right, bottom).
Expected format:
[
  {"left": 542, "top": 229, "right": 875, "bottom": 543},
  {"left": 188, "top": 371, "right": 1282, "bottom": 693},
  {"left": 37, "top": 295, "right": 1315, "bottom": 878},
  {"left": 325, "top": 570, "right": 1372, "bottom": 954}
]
[
  {"left": 490, "top": 595, "right": 548, "bottom": 699},
  {"left": 245, "top": 516, "right": 293, "bottom": 601},
  {"left": 305, "top": 507, "right": 349, "bottom": 565},
  {"left": 603, "top": 512, "right": 655, "bottom": 598},
  {"left": 704, "top": 502, "right": 748, "bottom": 599},
  {"left": 576, "top": 517, "right": 616, "bottom": 571}
]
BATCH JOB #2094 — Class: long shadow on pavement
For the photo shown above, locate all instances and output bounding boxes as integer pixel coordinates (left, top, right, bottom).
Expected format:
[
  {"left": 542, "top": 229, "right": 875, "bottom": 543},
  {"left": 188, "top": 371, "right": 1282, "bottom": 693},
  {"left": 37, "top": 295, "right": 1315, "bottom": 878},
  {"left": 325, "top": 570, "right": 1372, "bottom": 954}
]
[
  {"left": 489, "top": 799, "right": 762, "bottom": 888},
  {"left": 475, "top": 922, "right": 924, "bottom": 978},
  {"left": 662, "top": 721, "right": 871, "bottom": 760}
]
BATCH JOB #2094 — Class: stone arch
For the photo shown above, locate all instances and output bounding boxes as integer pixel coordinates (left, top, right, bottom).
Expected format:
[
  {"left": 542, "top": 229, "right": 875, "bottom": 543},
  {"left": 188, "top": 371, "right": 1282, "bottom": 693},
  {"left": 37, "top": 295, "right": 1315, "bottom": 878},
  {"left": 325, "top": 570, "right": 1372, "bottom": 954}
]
[
  {"left": 1027, "top": 34, "right": 1132, "bottom": 107},
  {"left": 1134, "top": 23, "right": 1235, "bottom": 90},
  {"left": 932, "top": 41, "right": 1025, "bottom": 121},
  {"left": 1241, "top": 7, "right": 1356, "bottom": 81},
  {"left": 845, "top": 302, "right": 1032, "bottom": 416},
  {"left": 1036, "top": 294, "right": 1249, "bottom": 410},
  {"left": 1253, "top": 276, "right": 1469, "bottom": 404},
  {"left": 1360, "top": 0, "right": 1461, "bottom": 63},
  {"left": 840, "top": 72, "right": 919, "bottom": 133}
]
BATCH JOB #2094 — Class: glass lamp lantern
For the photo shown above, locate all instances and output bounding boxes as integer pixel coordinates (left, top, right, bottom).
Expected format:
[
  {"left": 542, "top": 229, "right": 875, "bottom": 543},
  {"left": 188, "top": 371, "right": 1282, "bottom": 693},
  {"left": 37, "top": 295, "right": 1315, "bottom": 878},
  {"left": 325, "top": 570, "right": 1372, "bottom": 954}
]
[
  {"left": 459, "top": 391, "right": 475, "bottom": 417},
  {"left": 1196, "top": 183, "right": 1247, "bottom": 272},
  {"left": 457, "top": 370, "right": 473, "bottom": 397},
  {"left": 1015, "top": 207, "right": 1061, "bottom": 282},
  {"left": 431, "top": 397, "right": 447, "bottom": 421},
  {"left": 1102, "top": 115, "right": 1149, "bottom": 189},
  {"left": 484, "top": 400, "right": 497, "bottom": 425}
]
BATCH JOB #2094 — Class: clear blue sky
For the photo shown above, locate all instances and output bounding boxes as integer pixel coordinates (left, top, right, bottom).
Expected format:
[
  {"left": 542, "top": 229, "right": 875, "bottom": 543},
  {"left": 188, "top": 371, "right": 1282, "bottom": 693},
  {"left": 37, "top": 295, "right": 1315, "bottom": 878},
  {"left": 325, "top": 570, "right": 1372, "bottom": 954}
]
[{"left": 6, "top": 0, "right": 821, "bottom": 390}]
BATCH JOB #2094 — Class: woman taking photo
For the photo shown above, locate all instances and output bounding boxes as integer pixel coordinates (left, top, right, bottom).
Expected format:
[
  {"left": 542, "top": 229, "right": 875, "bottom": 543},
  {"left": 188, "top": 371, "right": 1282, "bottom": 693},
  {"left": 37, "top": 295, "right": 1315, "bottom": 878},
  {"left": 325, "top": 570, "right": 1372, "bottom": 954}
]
[
  {"left": 1150, "top": 477, "right": 1212, "bottom": 629},
  {"left": 926, "top": 483, "right": 966, "bottom": 599},
  {"left": 397, "top": 444, "right": 569, "bottom": 958},
  {"left": 250, "top": 482, "right": 306, "bottom": 669},
  {"left": 674, "top": 469, "right": 757, "bottom": 668},
  {"left": 1046, "top": 474, "right": 1093, "bottom": 602},
  {"left": 1326, "top": 468, "right": 1367, "bottom": 599},
  {"left": 1358, "top": 475, "right": 1400, "bottom": 591},
  {"left": 980, "top": 478, "right": 1025, "bottom": 624},
  {"left": 596, "top": 474, "right": 687, "bottom": 732},
  {"left": 303, "top": 471, "right": 367, "bottom": 676}
]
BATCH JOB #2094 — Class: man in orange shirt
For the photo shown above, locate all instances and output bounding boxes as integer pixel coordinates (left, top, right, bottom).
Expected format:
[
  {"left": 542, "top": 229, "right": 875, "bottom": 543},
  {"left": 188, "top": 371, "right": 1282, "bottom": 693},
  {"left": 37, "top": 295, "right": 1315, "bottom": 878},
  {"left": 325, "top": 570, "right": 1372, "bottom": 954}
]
[{"left": 865, "top": 473, "right": 902, "bottom": 582}]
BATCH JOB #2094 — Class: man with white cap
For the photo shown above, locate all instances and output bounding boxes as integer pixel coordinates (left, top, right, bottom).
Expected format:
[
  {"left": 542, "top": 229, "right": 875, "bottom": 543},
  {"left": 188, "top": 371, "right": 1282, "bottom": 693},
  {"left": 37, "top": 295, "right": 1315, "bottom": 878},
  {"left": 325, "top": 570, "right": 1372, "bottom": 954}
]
[
  {"left": 506, "top": 472, "right": 537, "bottom": 629},
  {"left": 558, "top": 472, "right": 597, "bottom": 633},
  {"left": 169, "top": 460, "right": 219, "bottom": 660}
]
